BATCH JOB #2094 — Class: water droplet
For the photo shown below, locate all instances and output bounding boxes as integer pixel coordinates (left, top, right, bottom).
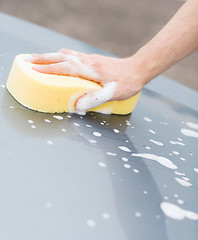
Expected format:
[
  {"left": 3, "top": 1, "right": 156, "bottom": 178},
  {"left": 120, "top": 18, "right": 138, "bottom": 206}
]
[
  {"left": 47, "top": 140, "right": 53, "bottom": 145},
  {"left": 118, "top": 146, "right": 131, "bottom": 152},
  {"left": 28, "top": 120, "right": 34, "bottom": 124},
  {"left": 44, "top": 119, "right": 51, "bottom": 123},
  {"left": 102, "top": 213, "right": 110, "bottom": 219},
  {"left": 93, "top": 132, "right": 102, "bottom": 137},
  {"left": 106, "top": 152, "right": 117, "bottom": 156},
  {"left": 123, "top": 163, "right": 131, "bottom": 169},
  {"left": 135, "top": 212, "right": 142, "bottom": 218},
  {"left": 86, "top": 219, "right": 96, "bottom": 227},
  {"left": 144, "top": 117, "right": 152, "bottom": 122},
  {"left": 114, "top": 129, "right": 119, "bottom": 133},
  {"left": 98, "top": 162, "right": 106, "bottom": 167},
  {"left": 53, "top": 115, "right": 63, "bottom": 120}
]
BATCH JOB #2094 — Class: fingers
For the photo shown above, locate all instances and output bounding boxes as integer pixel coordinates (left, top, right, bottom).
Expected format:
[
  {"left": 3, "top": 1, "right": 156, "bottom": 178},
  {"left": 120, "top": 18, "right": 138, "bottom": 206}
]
[
  {"left": 58, "top": 48, "right": 85, "bottom": 57},
  {"left": 33, "top": 59, "right": 100, "bottom": 83},
  {"left": 75, "top": 82, "right": 117, "bottom": 111},
  {"left": 27, "top": 52, "right": 66, "bottom": 64},
  {"left": 32, "top": 62, "right": 72, "bottom": 75},
  {"left": 28, "top": 49, "right": 101, "bottom": 82}
]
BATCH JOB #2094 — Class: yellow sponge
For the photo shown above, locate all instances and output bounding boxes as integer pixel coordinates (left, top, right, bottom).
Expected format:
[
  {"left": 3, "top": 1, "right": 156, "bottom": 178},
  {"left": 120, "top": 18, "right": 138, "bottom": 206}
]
[{"left": 6, "top": 54, "right": 140, "bottom": 114}]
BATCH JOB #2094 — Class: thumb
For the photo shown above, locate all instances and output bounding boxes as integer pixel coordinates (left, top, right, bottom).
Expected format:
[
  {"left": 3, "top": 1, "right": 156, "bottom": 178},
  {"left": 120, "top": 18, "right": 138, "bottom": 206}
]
[{"left": 75, "top": 82, "right": 117, "bottom": 112}]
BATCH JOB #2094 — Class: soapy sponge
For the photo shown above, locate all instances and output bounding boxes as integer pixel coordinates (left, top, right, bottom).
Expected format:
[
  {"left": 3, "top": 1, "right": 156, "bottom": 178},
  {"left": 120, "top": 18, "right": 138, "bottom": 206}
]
[{"left": 6, "top": 54, "right": 140, "bottom": 114}]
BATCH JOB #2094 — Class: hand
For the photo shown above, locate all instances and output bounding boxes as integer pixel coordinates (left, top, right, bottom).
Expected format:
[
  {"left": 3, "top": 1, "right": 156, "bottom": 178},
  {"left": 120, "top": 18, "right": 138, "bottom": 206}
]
[{"left": 27, "top": 49, "right": 145, "bottom": 111}]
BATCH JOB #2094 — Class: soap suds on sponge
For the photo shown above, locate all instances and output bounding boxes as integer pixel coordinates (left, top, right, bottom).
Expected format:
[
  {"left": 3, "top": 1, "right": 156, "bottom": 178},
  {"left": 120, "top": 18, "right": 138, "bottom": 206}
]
[{"left": 6, "top": 54, "right": 140, "bottom": 115}]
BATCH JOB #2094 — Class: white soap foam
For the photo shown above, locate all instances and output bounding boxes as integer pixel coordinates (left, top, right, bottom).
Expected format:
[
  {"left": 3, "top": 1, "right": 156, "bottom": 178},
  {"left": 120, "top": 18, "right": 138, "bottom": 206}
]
[
  {"left": 182, "top": 176, "right": 190, "bottom": 181},
  {"left": 98, "top": 109, "right": 113, "bottom": 115},
  {"left": 47, "top": 140, "right": 53, "bottom": 145},
  {"left": 102, "top": 213, "right": 110, "bottom": 219},
  {"left": 145, "top": 146, "right": 151, "bottom": 150},
  {"left": 118, "top": 146, "right": 131, "bottom": 152},
  {"left": 148, "top": 129, "right": 156, "bottom": 134},
  {"left": 194, "top": 168, "right": 198, "bottom": 173},
  {"left": 31, "top": 125, "right": 36, "bottom": 129},
  {"left": 86, "top": 219, "right": 96, "bottom": 227},
  {"left": 89, "top": 139, "right": 97, "bottom": 143},
  {"left": 93, "top": 131, "right": 102, "bottom": 137},
  {"left": 135, "top": 212, "right": 142, "bottom": 218},
  {"left": 9, "top": 106, "right": 15, "bottom": 109},
  {"left": 106, "top": 152, "right": 117, "bottom": 156},
  {"left": 181, "top": 128, "right": 198, "bottom": 138},
  {"left": 177, "top": 138, "right": 183, "bottom": 141},
  {"left": 28, "top": 120, "right": 34, "bottom": 124},
  {"left": 76, "top": 82, "right": 116, "bottom": 111},
  {"left": 123, "top": 163, "right": 131, "bottom": 169},
  {"left": 121, "top": 157, "right": 128, "bottom": 162},
  {"left": 126, "top": 120, "right": 131, "bottom": 126},
  {"left": 186, "top": 121, "right": 198, "bottom": 130},
  {"left": 160, "top": 202, "right": 198, "bottom": 220},
  {"left": 63, "top": 54, "right": 100, "bottom": 80},
  {"left": 144, "top": 117, "right": 152, "bottom": 122},
  {"left": 114, "top": 129, "right": 120, "bottom": 133},
  {"left": 180, "top": 157, "right": 185, "bottom": 161},
  {"left": 86, "top": 124, "right": 92, "bottom": 128},
  {"left": 149, "top": 139, "right": 164, "bottom": 146},
  {"left": 61, "top": 128, "right": 66, "bottom": 132},
  {"left": 131, "top": 153, "right": 177, "bottom": 169},
  {"left": 177, "top": 199, "right": 184, "bottom": 205},
  {"left": 98, "top": 162, "right": 106, "bottom": 167},
  {"left": 53, "top": 115, "right": 63, "bottom": 120},
  {"left": 44, "top": 119, "right": 51, "bottom": 123},
  {"left": 133, "top": 168, "right": 139, "bottom": 173},
  {"left": 170, "top": 141, "right": 185, "bottom": 146},
  {"left": 175, "top": 177, "right": 192, "bottom": 187},
  {"left": 73, "top": 122, "right": 80, "bottom": 127},
  {"left": 172, "top": 151, "right": 179, "bottom": 155},
  {"left": 174, "top": 171, "right": 185, "bottom": 176},
  {"left": 65, "top": 55, "right": 81, "bottom": 64},
  {"left": 143, "top": 190, "right": 148, "bottom": 195}
]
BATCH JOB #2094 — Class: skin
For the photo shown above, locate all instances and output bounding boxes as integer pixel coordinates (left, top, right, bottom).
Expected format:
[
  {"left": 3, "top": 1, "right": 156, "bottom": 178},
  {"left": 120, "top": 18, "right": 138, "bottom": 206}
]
[{"left": 28, "top": 0, "right": 198, "bottom": 111}]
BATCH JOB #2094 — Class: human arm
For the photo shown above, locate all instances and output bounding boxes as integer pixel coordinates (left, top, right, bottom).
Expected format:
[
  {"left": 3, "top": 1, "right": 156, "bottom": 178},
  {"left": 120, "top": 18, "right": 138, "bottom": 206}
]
[{"left": 28, "top": 0, "right": 198, "bottom": 111}]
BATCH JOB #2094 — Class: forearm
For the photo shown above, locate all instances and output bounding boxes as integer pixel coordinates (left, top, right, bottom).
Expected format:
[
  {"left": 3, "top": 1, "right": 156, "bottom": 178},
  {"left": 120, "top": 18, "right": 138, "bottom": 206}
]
[{"left": 131, "top": 0, "right": 198, "bottom": 85}]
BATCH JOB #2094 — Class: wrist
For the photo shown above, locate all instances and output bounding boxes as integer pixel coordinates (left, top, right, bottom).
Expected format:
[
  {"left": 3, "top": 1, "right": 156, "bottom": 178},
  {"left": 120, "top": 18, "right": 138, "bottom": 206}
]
[{"left": 129, "top": 45, "right": 162, "bottom": 86}]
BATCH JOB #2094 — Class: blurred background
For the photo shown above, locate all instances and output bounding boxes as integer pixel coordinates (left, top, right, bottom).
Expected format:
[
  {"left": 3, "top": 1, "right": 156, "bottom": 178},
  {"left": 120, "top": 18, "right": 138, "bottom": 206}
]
[{"left": 1, "top": 0, "right": 197, "bottom": 90}]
